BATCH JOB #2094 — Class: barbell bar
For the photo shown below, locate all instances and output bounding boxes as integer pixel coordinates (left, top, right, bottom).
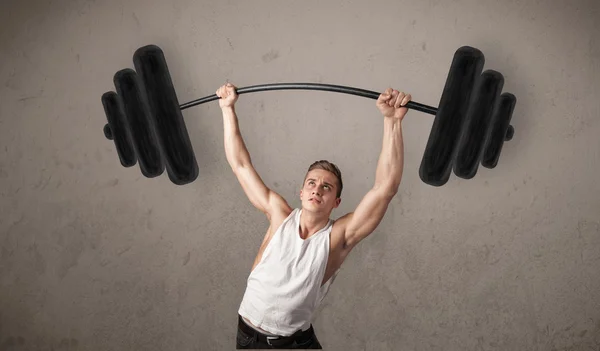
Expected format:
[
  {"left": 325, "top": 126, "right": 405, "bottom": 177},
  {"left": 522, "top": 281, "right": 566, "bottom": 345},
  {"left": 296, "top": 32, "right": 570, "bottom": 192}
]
[{"left": 178, "top": 83, "right": 439, "bottom": 114}]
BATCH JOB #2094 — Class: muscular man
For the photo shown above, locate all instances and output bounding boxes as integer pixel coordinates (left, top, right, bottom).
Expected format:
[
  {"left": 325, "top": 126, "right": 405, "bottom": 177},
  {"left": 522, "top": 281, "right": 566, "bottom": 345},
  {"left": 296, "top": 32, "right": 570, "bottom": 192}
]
[{"left": 217, "top": 83, "right": 411, "bottom": 349}]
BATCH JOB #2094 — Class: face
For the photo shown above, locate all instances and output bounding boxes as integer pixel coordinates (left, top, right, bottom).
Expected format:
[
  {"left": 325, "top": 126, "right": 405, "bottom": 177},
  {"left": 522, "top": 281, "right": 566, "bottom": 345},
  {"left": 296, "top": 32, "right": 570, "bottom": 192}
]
[{"left": 300, "top": 169, "right": 341, "bottom": 213}]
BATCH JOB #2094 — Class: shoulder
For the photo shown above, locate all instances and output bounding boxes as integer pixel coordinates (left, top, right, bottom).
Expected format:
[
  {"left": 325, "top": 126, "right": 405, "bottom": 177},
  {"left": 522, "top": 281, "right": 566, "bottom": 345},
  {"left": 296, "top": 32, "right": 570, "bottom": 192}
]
[
  {"left": 332, "top": 212, "right": 352, "bottom": 231},
  {"left": 267, "top": 204, "right": 295, "bottom": 228},
  {"left": 265, "top": 192, "right": 293, "bottom": 221}
]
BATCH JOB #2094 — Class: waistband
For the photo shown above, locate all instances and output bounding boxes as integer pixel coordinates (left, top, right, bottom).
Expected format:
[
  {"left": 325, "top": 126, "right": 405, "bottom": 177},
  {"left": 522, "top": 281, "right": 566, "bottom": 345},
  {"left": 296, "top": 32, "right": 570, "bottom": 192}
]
[{"left": 237, "top": 314, "right": 314, "bottom": 347}]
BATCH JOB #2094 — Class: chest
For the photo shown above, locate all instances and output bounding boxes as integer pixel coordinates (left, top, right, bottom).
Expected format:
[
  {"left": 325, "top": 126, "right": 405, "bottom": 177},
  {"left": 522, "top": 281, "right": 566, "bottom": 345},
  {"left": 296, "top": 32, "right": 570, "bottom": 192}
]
[{"left": 251, "top": 221, "right": 350, "bottom": 287}]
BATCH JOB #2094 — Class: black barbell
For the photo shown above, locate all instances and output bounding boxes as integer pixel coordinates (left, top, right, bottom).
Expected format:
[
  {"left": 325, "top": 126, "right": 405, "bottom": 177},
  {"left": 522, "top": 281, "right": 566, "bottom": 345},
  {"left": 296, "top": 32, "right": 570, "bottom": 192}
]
[{"left": 101, "top": 45, "right": 516, "bottom": 187}]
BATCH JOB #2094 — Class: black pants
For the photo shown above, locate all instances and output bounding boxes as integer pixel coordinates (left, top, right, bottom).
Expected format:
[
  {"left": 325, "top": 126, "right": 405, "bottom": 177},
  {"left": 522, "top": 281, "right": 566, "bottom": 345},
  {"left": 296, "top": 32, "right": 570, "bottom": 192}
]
[{"left": 236, "top": 314, "right": 323, "bottom": 349}]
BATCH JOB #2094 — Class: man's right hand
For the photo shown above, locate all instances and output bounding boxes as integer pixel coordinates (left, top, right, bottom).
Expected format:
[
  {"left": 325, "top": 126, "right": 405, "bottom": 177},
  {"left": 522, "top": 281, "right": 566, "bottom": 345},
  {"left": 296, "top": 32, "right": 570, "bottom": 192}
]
[{"left": 216, "top": 82, "right": 238, "bottom": 109}]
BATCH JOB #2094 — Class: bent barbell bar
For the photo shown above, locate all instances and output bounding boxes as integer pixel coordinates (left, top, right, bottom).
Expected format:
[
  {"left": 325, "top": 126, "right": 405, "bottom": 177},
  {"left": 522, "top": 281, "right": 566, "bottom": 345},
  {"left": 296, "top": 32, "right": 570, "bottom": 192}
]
[
  {"left": 177, "top": 83, "right": 513, "bottom": 142},
  {"left": 179, "top": 83, "right": 438, "bottom": 115}
]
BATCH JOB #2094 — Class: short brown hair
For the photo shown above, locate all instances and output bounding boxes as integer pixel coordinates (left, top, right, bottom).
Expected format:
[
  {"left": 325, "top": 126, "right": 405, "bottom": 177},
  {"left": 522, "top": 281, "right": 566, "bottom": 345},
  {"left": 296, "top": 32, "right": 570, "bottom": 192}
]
[{"left": 304, "top": 160, "right": 343, "bottom": 198}]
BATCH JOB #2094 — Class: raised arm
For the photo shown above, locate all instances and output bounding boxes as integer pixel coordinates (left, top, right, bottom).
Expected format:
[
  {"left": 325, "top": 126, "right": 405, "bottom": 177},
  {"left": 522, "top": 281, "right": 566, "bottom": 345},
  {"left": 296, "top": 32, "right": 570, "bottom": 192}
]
[
  {"left": 218, "top": 83, "right": 290, "bottom": 220},
  {"left": 339, "top": 88, "right": 411, "bottom": 249}
]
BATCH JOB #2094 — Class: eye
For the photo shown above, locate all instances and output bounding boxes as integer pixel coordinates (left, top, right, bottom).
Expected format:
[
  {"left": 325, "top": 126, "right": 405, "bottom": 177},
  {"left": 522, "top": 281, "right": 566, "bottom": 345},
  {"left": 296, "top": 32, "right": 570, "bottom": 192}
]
[{"left": 324, "top": 185, "right": 330, "bottom": 189}]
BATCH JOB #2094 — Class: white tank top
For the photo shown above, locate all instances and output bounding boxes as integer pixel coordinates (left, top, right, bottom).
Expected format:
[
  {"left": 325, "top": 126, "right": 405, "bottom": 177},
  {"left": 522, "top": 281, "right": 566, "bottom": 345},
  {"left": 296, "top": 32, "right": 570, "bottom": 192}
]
[{"left": 238, "top": 208, "right": 341, "bottom": 336}]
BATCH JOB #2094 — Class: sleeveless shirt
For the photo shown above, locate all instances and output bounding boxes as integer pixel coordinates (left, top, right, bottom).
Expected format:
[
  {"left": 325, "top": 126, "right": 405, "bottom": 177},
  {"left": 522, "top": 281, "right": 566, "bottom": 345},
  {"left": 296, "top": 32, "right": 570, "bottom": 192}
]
[{"left": 237, "top": 208, "right": 341, "bottom": 336}]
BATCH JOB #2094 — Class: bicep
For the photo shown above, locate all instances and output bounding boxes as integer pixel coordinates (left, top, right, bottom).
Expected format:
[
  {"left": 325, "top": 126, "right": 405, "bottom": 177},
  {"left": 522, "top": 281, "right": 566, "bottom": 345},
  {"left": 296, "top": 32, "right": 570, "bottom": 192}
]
[
  {"left": 342, "top": 186, "right": 395, "bottom": 248},
  {"left": 234, "top": 165, "right": 291, "bottom": 218}
]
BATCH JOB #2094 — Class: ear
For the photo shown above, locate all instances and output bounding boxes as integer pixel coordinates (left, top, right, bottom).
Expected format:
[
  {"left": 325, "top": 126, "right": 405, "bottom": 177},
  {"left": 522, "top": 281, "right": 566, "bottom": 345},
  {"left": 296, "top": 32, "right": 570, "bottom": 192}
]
[{"left": 334, "top": 198, "right": 341, "bottom": 207}]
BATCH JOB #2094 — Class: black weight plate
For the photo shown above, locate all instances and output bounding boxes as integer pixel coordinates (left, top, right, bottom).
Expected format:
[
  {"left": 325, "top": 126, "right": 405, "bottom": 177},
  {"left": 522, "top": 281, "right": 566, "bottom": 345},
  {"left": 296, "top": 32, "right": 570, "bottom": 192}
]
[
  {"left": 481, "top": 93, "right": 516, "bottom": 169},
  {"left": 133, "top": 45, "right": 199, "bottom": 185},
  {"left": 419, "top": 46, "right": 485, "bottom": 186},
  {"left": 114, "top": 69, "right": 165, "bottom": 178},
  {"left": 101, "top": 91, "right": 137, "bottom": 168},
  {"left": 453, "top": 70, "right": 504, "bottom": 179}
]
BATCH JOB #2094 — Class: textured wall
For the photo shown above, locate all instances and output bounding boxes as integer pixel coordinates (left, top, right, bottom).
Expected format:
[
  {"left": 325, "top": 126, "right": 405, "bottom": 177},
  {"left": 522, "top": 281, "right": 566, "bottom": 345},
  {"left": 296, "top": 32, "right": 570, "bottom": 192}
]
[{"left": 1, "top": 0, "right": 599, "bottom": 350}]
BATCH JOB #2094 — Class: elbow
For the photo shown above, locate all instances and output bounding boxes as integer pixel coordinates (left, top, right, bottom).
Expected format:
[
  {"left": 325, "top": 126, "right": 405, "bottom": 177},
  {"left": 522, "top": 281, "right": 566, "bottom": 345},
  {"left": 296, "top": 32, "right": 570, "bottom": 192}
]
[
  {"left": 231, "top": 160, "right": 252, "bottom": 174},
  {"left": 386, "top": 186, "right": 399, "bottom": 198},
  {"left": 373, "top": 182, "right": 399, "bottom": 198},
  {"left": 227, "top": 152, "right": 252, "bottom": 172},
  {"left": 227, "top": 159, "right": 242, "bottom": 172}
]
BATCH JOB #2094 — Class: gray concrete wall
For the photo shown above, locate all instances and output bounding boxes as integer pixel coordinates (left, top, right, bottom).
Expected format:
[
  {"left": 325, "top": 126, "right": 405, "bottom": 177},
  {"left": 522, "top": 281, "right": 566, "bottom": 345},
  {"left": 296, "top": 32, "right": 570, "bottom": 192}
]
[{"left": 1, "top": 0, "right": 599, "bottom": 350}]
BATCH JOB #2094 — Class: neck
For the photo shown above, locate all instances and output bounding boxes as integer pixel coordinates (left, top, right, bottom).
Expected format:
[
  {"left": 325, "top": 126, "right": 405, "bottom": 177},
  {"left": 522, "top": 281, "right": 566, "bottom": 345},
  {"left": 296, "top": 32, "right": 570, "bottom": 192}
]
[{"left": 299, "top": 209, "right": 330, "bottom": 239}]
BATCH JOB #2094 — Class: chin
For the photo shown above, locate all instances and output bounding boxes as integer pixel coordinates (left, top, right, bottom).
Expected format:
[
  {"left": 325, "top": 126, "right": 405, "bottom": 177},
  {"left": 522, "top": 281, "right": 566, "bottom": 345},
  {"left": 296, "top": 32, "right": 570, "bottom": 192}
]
[{"left": 303, "top": 202, "right": 320, "bottom": 211}]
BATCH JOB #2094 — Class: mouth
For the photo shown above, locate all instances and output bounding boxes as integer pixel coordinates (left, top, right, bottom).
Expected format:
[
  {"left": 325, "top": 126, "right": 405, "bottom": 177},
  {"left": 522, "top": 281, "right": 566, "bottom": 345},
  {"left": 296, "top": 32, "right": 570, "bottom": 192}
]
[{"left": 309, "top": 198, "right": 322, "bottom": 204}]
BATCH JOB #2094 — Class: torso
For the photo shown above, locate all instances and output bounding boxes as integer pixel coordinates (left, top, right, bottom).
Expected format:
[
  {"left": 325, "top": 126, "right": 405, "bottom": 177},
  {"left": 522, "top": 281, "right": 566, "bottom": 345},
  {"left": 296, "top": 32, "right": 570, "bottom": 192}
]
[
  {"left": 249, "top": 208, "right": 351, "bottom": 288},
  {"left": 244, "top": 208, "right": 352, "bottom": 335}
]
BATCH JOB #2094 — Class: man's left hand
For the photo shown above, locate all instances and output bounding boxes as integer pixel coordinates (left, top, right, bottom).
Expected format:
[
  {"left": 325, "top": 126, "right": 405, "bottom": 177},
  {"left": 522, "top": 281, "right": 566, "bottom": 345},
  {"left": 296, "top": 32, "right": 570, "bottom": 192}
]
[{"left": 376, "top": 88, "right": 412, "bottom": 120}]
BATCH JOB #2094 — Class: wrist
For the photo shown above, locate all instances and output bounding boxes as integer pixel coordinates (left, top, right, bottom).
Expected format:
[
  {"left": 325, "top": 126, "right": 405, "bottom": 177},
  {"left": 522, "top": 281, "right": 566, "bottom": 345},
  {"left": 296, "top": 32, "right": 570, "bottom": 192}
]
[
  {"left": 221, "top": 105, "right": 235, "bottom": 113},
  {"left": 384, "top": 116, "right": 403, "bottom": 124}
]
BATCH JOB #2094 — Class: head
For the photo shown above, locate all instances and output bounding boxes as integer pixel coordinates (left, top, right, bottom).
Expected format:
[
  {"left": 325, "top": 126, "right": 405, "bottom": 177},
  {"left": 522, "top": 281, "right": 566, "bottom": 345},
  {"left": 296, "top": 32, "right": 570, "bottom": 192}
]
[{"left": 300, "top": 160, "right": 343, "bottom": 214}]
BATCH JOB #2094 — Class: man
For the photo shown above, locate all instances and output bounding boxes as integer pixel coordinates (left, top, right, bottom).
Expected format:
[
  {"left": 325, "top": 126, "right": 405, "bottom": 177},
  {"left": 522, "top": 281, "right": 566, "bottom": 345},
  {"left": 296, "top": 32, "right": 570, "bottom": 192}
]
[{"left": 216, "top": 82, "right": 411, "bottom": 349}]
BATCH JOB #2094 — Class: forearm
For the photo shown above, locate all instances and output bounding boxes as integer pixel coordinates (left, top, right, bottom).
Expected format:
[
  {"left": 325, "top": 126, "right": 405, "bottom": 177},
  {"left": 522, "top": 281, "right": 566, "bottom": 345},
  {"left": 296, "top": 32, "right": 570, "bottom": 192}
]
[
  {"left": 374, "top": 117, "right": 404, "bottom": 193},
  {"left": 222, "top": 106, "right": 252, "bottom": 170}
]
